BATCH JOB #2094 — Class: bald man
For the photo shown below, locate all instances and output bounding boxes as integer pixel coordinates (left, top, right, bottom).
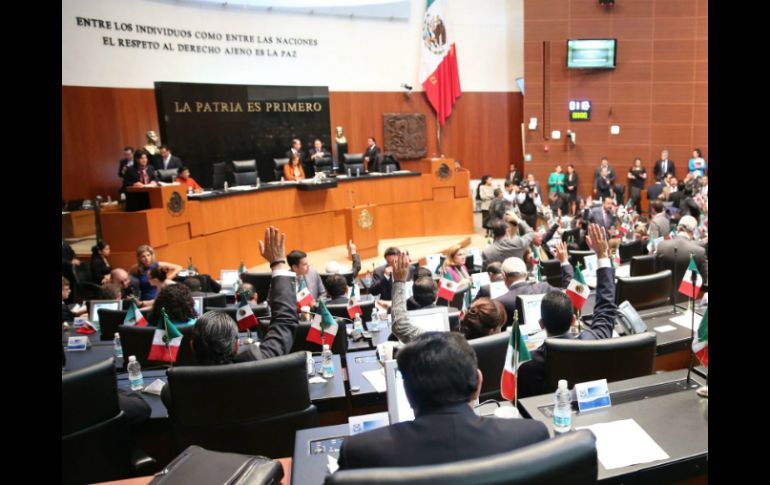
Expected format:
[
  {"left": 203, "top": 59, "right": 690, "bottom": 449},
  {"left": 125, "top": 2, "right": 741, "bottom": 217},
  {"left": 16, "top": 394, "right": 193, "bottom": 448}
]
[{"left": 110, "top": 268, "right": 141, "bottom": 300}]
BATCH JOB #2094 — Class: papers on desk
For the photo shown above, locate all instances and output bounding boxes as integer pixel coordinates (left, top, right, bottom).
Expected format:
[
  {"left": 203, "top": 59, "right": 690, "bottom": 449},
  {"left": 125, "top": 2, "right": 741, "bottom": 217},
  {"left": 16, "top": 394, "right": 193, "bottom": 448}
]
[
  {"left": 489, "top": 281, "right": 508, "bottom": 299},
  {"left": 471, "top": 272, "right": 490, "bottom": 298},
  {"left": 653, "top": 324, "right": 677, "bottom": 333},
  {"left": 70, "top": 303, "right": 87, "bottom": 314},
  {"left": 577, "top": 419, "right": 669, "bottom": 470},
  {"left": 327, "top": 454, "right": 339, "bottom": 474},
  {"left": 362, "top": 368, "right": 387, "bottom": 393},
  {"left": 228, "top": 185, "right": 256, "bottom": 191},
  {"left": 669, "top": 310, "right": 697, "bottom": 329},
  {"left": 309, "top": 376, "right": 327, "bottom": 384},
  {"left": 143, "top": 379, "right": 165, "bottom": 395}
]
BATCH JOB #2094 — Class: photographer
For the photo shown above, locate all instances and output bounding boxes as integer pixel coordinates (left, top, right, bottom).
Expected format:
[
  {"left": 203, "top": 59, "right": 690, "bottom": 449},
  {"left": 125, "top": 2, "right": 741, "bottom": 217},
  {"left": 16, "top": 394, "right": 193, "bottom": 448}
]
[{"left": 516, "top": 174, "right": 541, "bottom": 229}]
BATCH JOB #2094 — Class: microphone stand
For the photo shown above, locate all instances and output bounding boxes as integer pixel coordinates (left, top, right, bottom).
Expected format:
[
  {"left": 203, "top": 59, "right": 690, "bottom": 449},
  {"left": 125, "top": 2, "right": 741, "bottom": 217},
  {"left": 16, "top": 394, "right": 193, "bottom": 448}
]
[{"left": 671, "top": 246, "right": 679, "bottom": 315}]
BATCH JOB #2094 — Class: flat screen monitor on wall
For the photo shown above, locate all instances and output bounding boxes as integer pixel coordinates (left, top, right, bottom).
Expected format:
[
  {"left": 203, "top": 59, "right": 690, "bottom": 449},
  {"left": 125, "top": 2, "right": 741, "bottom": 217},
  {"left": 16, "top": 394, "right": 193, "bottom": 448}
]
[{"left": 567, "top": 39, "right": 617, "bottom": 69}]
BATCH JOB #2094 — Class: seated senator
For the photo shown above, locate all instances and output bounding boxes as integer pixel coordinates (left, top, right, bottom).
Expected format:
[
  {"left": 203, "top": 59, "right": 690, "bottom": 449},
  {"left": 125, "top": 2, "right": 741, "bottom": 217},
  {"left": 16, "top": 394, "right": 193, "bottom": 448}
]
[
  {"left": 336, "top": 331, "right": 549, "bottom": 469},
  {"left": 283, "top": 154, "right": 306, "bottom": 181}
]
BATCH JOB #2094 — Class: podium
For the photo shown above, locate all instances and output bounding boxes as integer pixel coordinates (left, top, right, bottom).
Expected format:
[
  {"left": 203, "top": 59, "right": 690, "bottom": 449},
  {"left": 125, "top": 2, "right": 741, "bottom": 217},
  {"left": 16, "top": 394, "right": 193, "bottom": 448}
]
[{"left": 345, "top": 204, "right": 378, "bottom": 259}]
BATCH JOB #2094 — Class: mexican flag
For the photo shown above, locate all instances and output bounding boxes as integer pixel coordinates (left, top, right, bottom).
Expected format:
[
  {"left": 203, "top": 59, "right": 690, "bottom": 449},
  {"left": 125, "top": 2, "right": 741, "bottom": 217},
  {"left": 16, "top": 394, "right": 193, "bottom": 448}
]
[
  {"left": 437, "top": 278, "right": 458, "bottom": 301},
  {"left": 236, "top": 291, "right": 258, "bottom": 332},
  {"left": 692, "top": 309, "right": 708, "bottom": 367},
  {"left": 678, "top": 255, "right": 703, "bottom": 298},
  {"left": 566, "top": 264, "right": 590, "bottom": 310},
  {"left": 147, "top": 309, "right": 183, "bottom": 363},
  {"left": 238, "top": 261, "right": 246, "bottom": 274},
  {"left": 500, "top": 321, "right": 531, "bottom": 401},
  {"left": 306, "top": 300, "right": 338, "bottom": 346},
  {"left": 419, "top": 0, "right": 461, "bottom": 126},
  {"left": 124, "top": 302, "right": 147, "bottom": 327},
  {"left": 346, "top": 286, "right": 363, "bottom": 319},
  {"left": 297, "top": 287, "right": 315, "bottom": 309}
]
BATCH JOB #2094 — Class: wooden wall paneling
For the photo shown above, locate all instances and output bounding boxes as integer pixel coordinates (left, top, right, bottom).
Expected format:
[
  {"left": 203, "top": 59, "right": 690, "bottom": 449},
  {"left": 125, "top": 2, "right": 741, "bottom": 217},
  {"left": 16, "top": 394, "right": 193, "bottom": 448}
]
[
  {"left": 433, "top": 187, "right": 455, "bottom": 201},
  {"left": 332, "top": 212, "right": 349, "bottom": 247},
  {"left": 205, "top": 230, "right": 243, "bottom": 273},
  {"left": 654, "top": 0, "right": 697, "bottom": 18},
  {"left": 653, "top": 18, "right": 696, "bottom": 40},
  {"left": 421, "top": 199, "right": 474, "bottom": 236},
  {"left": 236, "top": 223, "right": 269, "bottom": 269},
  {"left": 155, "top": 237, "right": 209, "bottom": 274},
  {"left": 167, "top": 224, "right": 190, "bottom": 245},
  {"left": 653, "top": 40, "right": 696, "bottom": 62},
  {"left": 612, "top": 18, "right": 653, "bottom": 41},
  {"left": 187, "top": 200, "right": 203, "bottom": 237},
  {"left": 296, "top": 212, "right": 337, "bottom": 252}
]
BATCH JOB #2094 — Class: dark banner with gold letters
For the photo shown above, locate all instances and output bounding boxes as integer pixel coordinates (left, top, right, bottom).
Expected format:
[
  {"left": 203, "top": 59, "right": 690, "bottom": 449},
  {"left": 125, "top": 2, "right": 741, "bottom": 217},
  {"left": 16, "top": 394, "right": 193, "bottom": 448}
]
[{"left": 155, "top": 82, "right": 331, "bottom": 185}]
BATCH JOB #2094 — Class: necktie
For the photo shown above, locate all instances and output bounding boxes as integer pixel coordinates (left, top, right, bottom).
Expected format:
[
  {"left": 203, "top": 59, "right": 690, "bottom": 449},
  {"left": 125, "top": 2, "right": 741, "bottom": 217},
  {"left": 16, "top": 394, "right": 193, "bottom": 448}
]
[
  {"left": 140, "top": 168, "right": 148, "bottom": 184},
  {"left": 298, "top": 278, "right": 307, "bottom": 291}
]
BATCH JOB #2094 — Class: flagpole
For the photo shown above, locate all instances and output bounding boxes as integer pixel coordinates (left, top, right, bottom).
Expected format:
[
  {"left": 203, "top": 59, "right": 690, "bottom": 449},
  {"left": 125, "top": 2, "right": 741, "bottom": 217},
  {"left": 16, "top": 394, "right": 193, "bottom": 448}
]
[
  {"left": 671, "top": 247, "right": 679, "bottom": 315},
  {"left": 163, "top": 308, "right": 174, "bottom": 367},
  {"left": 513, "top": 310, "right": 519, "bottom": 409},
  {"left": 436, "top": 114, "right": 442, "bottom": 154},
  {"left": 686, "top": 253, "right": 697, "bottom": 385}
]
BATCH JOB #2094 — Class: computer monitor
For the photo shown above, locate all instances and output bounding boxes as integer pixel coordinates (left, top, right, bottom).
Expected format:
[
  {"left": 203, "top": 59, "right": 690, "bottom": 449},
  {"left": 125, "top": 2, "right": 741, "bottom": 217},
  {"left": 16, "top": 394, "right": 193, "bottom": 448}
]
[
  {"left": 516, "top": 293, "right": 545, "bottom": 335},
  {"left": 406, "top": 306, "right": 450, "bottom": 333},
  {"left": 466, "top": 247, "right": 482, "bottom": 266},
  {"left": 219, "top": 270, "right": 240, "bottom": 289},
  {"left": 425, "top": 254, "right": 443, "bottom": 275},
  {"left": 385, "top": 360, "right": 415, "bottom": 424},
  {"left": 89, "top": 300, "right": 121, "bottom": 324},
  {"left": 192, "top": 296, "right": 204, "bottom": 316}
]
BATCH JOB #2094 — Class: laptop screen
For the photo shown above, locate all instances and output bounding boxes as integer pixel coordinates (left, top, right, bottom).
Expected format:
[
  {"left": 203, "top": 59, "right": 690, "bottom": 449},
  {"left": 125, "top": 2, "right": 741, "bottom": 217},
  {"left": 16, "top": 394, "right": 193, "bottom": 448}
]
[
  {"left": 192, "top": 296, "right": 204, "bottom": 316},
  {"left": 385, "top": 360, "right": 415, "bottom": 424},
  {"left": 407, "top": 306, "right": 450, "bottom": 333},
  {"left": 516, "top": 293, "right": 545, "bottom": 335},
  {"left": 89, "top": 300, "right": 121, "bottom": 324},
  {"left": 220, "top": 270, "right": 240, "bottom": 289}
]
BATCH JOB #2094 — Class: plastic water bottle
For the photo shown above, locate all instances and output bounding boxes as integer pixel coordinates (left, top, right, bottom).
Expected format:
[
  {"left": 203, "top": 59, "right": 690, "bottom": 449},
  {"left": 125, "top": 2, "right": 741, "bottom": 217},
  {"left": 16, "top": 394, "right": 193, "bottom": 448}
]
[
  {"left": 223, "top": 181, "right": 229, "bottom": 191},
  {"left": 369, "top": 314, "right": 380, "bottom": 332},
  {"left": 347, "top": 168, "right": 351, "bottom": 177},
  {"left": 127, "top": 355, "right": 144, "bottom": 391},
  {"left": 353, "top": 314, "right": 364, "bottom": 336},
  {"left": 553, "top": 379, "right": 572, "bottom": 434},
  {"left": 113, "top": 332, "right": 123, "bottom": 359},
  {"left": 256, "top": 177, "right": 260, "bottom": 188},
  {"left": 355, "top": 167, "right": 360, "bottom": 177},
  {"left": 306, "top": 351, "right": 315, "bottom": 376},
  {"left": 321, "top": 344, "right": 334, "bottom": 378}
]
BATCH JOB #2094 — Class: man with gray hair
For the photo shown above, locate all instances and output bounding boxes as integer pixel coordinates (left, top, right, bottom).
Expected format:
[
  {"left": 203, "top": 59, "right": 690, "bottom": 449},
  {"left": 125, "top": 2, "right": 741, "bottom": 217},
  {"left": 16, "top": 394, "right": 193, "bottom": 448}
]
[
  {"left": 481, "top": 213, "right": 536, "bottom": 271},
  {"left": 654, "top": 215, "right": 708, "bottom": 302},
  {"left": 495, "top": 240, "right": 573, "bottom": 328}
]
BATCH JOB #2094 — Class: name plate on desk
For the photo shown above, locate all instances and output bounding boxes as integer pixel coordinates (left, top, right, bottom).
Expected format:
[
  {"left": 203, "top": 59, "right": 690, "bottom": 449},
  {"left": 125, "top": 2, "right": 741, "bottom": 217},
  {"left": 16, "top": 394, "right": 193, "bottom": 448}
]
[
  {"left": 575, "top": 379, "right": 611, "bottom": 412},
  {"left": 348, "top": 412, "right": 389, "bottom": 436},
  {"left": 67, "top": 336, "right": 89, "bottom": 352}
]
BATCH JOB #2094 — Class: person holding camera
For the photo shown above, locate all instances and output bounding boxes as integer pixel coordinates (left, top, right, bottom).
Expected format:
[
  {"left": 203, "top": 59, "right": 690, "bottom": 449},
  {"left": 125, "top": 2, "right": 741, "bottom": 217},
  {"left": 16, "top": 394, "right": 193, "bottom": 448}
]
[{"left": 516, "top": 174, "right": 541, "bottom": 229}]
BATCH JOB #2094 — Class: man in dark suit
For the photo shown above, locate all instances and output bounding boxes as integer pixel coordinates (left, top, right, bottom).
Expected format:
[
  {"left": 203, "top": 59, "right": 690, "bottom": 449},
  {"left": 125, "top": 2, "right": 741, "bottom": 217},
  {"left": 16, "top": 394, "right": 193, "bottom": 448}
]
[
  {"left": 517, "top": 223, "right": 616, "bottom": 398},
  {"left": 654, "top": 149, "right": 676, "bottom": 182},
  {"left": 648, "top": 200, "right": 671, "bottom": 240},
  {"left": 336, "top": 331, "right": 549, "bottom": 469},
  {"left": 472, "top": 261, "right": 503, "bottom": 301},
  {"left": 110, "top": 268, "right": 141, "bottom": 300},
  {"left": 117, "top": 146, "right": 134, "bottom": 191},
  {"left": 495, "top": 241, "right": 574, "bottom": 328},
  {"left": 307, "top": 138, "right": 331, "bottom": 171},
  {"left": 323, "top": 274, "right": 350, "bottom": 304},
  {"left": 285, "top": 138, "right": 304, "bottom": 162},
  {"left": 157, "top": 145, "right": 183, "bottom": 171},
  {"left": 593, "top": 157, "right": 616, "bottom": 195},
  {"left": 363, "top": 136, "right": 381, "bottom": 172},
  {"left": 370, "top": 246, "right": 415, "bottom": 300},
  {"left": 588, "top": 197, "right": 617, "bottom": 235},
  {"left": 286, "top": 249, "right": 326, "bottom": 301},
  {"left": 406, "top": 276, "right": 438, "bottom": 310},
  {"left": 647, "top": 179, "right": 665, "bottom": 205},
  {"left": 654, "top": 215, "right": 707, "bottom": 303}
]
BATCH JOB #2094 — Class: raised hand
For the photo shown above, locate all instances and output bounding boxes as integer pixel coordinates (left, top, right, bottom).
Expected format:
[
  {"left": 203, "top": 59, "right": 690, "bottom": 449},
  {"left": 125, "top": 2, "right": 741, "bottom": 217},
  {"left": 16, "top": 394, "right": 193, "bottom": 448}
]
[
  {"left": 585, "top": 223, "right": 609, "bottom": 259},
  {"left": 553, "top": 240, "right": 569, "bottom": 264},
  {"left": 393, "top": 252, "right": 410, "bottom": 282},
  {"left": 259, "top": 226, "right": 287, "bottom": 269}
]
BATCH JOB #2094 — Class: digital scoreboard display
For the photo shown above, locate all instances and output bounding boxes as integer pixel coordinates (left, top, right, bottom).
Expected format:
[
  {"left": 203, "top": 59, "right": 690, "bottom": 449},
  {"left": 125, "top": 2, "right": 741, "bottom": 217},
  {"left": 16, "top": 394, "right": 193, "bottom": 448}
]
[{"left": 569, "top": 100, "right": 591, "bottom": 121}]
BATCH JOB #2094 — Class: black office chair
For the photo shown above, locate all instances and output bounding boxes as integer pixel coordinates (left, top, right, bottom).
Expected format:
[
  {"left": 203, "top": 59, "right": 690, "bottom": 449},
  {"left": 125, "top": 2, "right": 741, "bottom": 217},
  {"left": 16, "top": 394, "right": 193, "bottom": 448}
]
[
  {"left": 291, "top": 322, "right": 349, "bottom": 356},
  {"left": 544, "top": 332, "right": 657, "bottom": 393},
  {"left": 240, "top": 272, "right": 273, "bottom": 304},
  {"left": 619, "top": 239, "right": 643, "bottom": 263},
  {"left": 117, "top": 324, "right": 197, "bottom": 370},
  {"left": 205, "top": 304, "right": 271, "bottom": 328},
  {"left": 615, "top": 270, "right": 672, "bottom": 310},
  {"left": 156, "top": 168, "right": 178, "bottom": 183},
  {"left": 273, "top": 158, "right": 290, "bottom": 180},
  {"left": 232, "top": 159, "right": 258, "bottom": 185},
  {"left": 380, "top": 154, "right": 400, "bottom": 173},
  {"left": 203, "top": 293, "right": 227, "bottom": 308},
  {"left": 630, "top": 254, "right": 656, "bottom": 276},
  {"left": 568, "top": 250, "right": 595, "bottom": 269},
  {"left": 324, "top": 429, "right": 597, "bottom": 485},
  {"left": 342, "top": 153, "right": 365, "bottom": 175},
  {"left": 165, "top": 352, "right": 318, "bottom": 458},
  {"left": 98, "top": 308, "right": 128, "bottom": 341},
  {"left": 560, "top": 227, "right": 581, "bottom": 247},
  {"left": 326, "top": 300, "right": 375, "bottom": 328},
  {"left": 468, "top": 332, "right": 509, "bottom": 401},
  {"left": 540, "top": 259, "right": 563, "bottom": 288},
  {"left": 315, "top": 155, "right": 334, "bottom": 173},
  {"left": 448, "top": 307, "right": 461, "bottom": 332},
  {"left": 212, "top": 161, "right": 227, "bottom": 190},
  {"left": 62, "top": 358, "right": 155, "bottom": 485}
]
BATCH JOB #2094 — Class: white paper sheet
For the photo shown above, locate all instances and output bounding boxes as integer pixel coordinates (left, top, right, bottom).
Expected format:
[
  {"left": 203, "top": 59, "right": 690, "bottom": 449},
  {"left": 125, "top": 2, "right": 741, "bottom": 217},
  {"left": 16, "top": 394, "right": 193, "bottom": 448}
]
[
  {"left": 577, "top": 419, "right": 669, "bottom": 470},
  {"left": 669, "top": 310, "right": 697, "bottom": 329},
  {"left": 653, "top": 324, "right": 677, "bottom": 333},
  {"left": 362, "top": 368, "right": 387, "bottom": 393}
]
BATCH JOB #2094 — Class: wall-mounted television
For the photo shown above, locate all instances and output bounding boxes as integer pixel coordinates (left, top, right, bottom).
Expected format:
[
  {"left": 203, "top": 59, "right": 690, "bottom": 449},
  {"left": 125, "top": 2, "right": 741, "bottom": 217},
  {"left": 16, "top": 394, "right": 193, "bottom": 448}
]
[{"left": 567, "top": 39, "right": 617, "bottom": 69}]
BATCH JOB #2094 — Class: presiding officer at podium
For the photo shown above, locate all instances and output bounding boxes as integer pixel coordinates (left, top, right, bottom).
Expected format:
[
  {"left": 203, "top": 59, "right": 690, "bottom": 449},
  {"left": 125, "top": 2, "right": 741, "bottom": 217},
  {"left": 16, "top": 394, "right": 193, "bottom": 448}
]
[{"left": 124, "top": 149, "right": 158, "bottom": 187}]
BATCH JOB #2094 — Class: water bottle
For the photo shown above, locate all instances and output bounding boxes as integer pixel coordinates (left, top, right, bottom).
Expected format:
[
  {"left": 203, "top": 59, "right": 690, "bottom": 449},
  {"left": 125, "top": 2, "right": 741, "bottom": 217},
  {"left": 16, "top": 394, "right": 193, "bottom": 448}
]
[
  {"left": 113, "top": 332, "right": 123, "bottom": 359},
  {"left": 355, "top": 167, "right": 360, "bottom": 177},
  {"left": 321, "top": 344, "right": 334, "bottom": 378},
  {"left": 223, "top": 181, "right": 229, "bottom": 191},
  {"left": 256, "top": 177, "right": 261, "bottom": 188},
  {"left": 306, "top": 351, "right": 316, "bottom": 376},
  {"left": 187, "top": 186, "right": 193, "bottom": 195},
  {"left": 347, "top": 168, "right": 351, "bottom": 177},
  {"left": 127, "top": 355, "right": 144, "bottom": 391},
  {"left": 369, "top": 314, "right": 380, "bottom": 332},
  {"left": 553, "top": 379, "right": 572, "bottom": 434},
  {"left": 353, "top": 314, "right": 364, "bottom": 336}
]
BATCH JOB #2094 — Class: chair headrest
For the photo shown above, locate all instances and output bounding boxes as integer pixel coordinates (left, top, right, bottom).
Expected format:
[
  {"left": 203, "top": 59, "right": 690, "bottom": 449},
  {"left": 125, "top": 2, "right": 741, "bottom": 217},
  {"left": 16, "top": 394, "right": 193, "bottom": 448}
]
[{"left": 232, "top": 160, "right": 257, "bottom": 172}]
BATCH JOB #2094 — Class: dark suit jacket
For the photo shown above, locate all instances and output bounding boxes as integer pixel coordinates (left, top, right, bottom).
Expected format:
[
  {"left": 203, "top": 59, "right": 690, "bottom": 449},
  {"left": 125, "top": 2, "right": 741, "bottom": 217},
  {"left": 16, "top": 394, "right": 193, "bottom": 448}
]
[
  {"left": 654, "top": 159, "right": 676, "bottom": 181},
  {"left": 337, "top": 402, "right": 549, "bottom": 469},
  {"left": 285, "top": 149, "right": 305, "bottom": 163},
  {"left": 369, "top": 264, "right": 415, "bottom": 301},
  {"left": 655, "top": 235, "right": 708, "bottom": 286},
  {"left": 363, "top": 144, "right": 381, "bottom": 171},
  {"left": 118, "top": 158, "right": 134, "bottom": 179},
  {"left": 588, "top": 206, "right": 617, "bottom": 234},
  {"left": 156, "top": 154, "right": 183, "bottom": 171},
  {"left": 647, "top": 183, "right": 664, "bottom": 203},
  {"left": 517, "top": 265, "right": 616, "bottom": 399},
  {"left": 307, "top": 148, "right": 330, "bottom": 164},
  {"left": 123, "top": 165, "right": 158, "bottom": 186},
  {"left": 236, "top": 271, "right": 299, "bottom": 362},
  {"left": 564, "top": 172, "right": 579, "bottom": 196},
  {"left": 596, "top": 176, "right": 613, "bottom": 199},
  {"left": 496, "top": 264, "right": 574, "bottom": 328}
]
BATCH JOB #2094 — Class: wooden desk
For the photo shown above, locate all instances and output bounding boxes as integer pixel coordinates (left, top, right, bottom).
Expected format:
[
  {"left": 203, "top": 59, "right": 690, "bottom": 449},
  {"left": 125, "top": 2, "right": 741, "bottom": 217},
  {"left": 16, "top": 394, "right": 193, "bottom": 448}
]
[
  {"left": 62, "top": 204, "right": 119, "bottom": 238},
  {"left": 103, "top": 171, "right": 473, "bottom": 276}
]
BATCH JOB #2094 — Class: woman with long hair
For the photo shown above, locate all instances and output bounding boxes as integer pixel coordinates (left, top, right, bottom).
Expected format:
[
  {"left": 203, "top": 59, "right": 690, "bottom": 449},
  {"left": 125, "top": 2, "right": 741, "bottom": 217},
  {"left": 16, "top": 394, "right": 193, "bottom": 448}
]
[
  {"left": 90, "top": 240, "right": 112, "bottom": 284},
  {"left": 283, "top": 154, "right": 306, "bottom": 181},
  {"left": 130, "top": 244, "right": 182, "bottom": 302}
]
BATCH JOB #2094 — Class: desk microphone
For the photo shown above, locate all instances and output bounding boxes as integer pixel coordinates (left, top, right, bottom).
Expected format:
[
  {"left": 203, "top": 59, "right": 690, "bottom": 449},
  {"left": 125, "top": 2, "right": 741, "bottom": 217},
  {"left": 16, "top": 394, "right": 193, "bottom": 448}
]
[{"left": 671, "top": 246, "right": 678, "bottom": 315}]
